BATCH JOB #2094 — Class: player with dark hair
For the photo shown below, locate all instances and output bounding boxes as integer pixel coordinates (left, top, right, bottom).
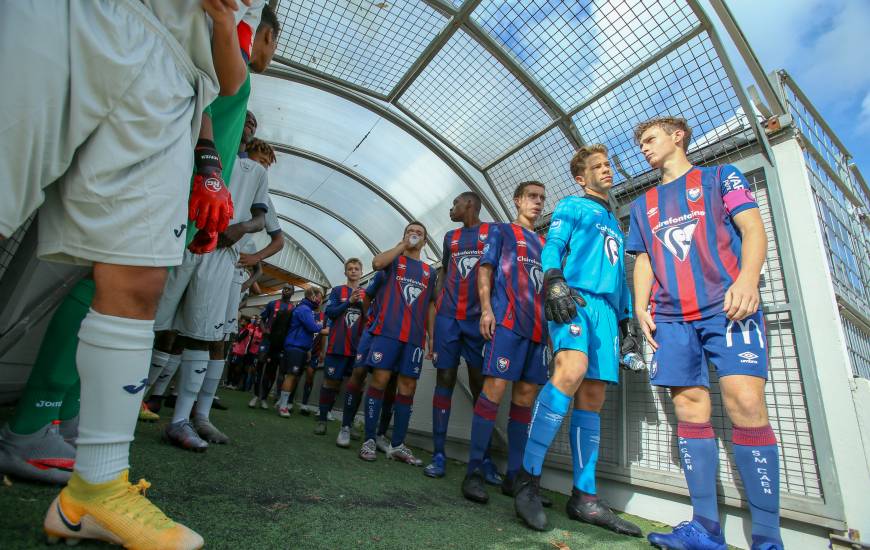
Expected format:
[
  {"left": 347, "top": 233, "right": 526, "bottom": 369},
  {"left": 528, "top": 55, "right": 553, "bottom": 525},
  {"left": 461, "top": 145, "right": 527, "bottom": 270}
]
[
  {"left": 358, "top": 222, "right": 437, "bottom": 465},
  {"left": 315, "top": 259, "right": 366, "bottom": 435},
  {"left": 515, "top": 145, "right": 641, "bottom": 535},
  {"left": 276, "top": 287, "right": 326, "bottom": 416},
  {"left": 628, "top": 117, "right": 779, "bottom": 550},
  {"left": 462, "top": 182, "right": 550, "bottom": 506},
  {"left": 423, "top": 192, "right": 500, "bottom": 484},
  {"left": 249, "top": 284, "right": 294, "bottom": 408}
]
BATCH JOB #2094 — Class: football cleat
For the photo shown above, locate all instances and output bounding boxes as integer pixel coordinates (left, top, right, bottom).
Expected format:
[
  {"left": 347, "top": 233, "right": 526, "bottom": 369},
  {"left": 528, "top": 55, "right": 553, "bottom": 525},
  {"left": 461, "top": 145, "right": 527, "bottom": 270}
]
[
  {"left": 481, "top": 457, "right": 504, "bottom": 486},
  {"left": 358, "top": 439, "right": 377, "bottom": 462},
  {"left": 278, "top": 407, "right": 290, "bottom": 418},
  {"left": 566, "top": 489, "right": 642, "bottom": 537},
  {"left": 162, "top": 421, "right": 208, "bottom": 453},
  {"left": 386, "top": 444, "right": 423, "bottom": 466},
  {"left": 259, "top": 400, "right": 269, "bottom": 410},
  {"left": 138, "top": 403, "right": 160, "bottom": 423},
  {"left": 43, "top": 471, "right": 203, "bottom": 549},
  {"left": 513, "top": 468, "right": 548, "bottom": 531},
  {"left": 423, "top": 453, "right": 446, "bottom": 478},
  {"left": 247, "top": 396, "right": 258, "bottom": 408},
  {"left": 210, "top": 398, "right": 228, "bottom": 411},
  {"left": 461, "top": 469, "right": 489, "bottom": 504},
  {"left": 647, "top": 520, "right": 727, "bottom": 550},
  {"left": 375, "top": 434, "right": 390, "bottom": 454},
  {"left": 192, "top": 417, "right": 229, "bottom": 445},
  {"left": 336, "top": 427, "right": 351, "bottom": 448},
  {"left": 501, "top": 474, "right": 552, "bottom": 507},
  {"left": 313, "top": 422, "right": 327, "bottom": 435},
  {"left": 0, "top": 422, "right": 74, "bottom": 485},
  {"left": 59, "top": 416, "right": 78, "bottom": 447}
]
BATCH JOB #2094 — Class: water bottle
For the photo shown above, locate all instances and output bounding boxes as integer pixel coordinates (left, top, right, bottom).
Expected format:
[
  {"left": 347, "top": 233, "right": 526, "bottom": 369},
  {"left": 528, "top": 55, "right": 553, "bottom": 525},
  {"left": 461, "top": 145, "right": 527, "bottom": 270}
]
[{"left": 621, "top": 352, "right": 646, "bottom": 372}]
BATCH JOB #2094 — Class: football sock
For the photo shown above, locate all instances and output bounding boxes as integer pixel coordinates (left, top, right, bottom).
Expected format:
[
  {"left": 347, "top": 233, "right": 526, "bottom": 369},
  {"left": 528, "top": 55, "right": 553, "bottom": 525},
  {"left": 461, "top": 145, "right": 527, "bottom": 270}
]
[
  {"left": 194, "top": 360, "right": 225, "bottom": 421},
  {"left": 302, "top": 381, "right": 313, "bottom": 406},
  {"left": 342, "top": 380, "right": 363, "bottom": 428},
  {"left": 391, "top": 393, "right": 414, "bottom": 447},
  {"left": 523, "top": 382, "right": 571, "bottom": 475},
  {"left": 171, "top": 349, "right": 209, "bottom": 424},
  {"left": 287, "top": 382, "right": 299, "bottom": 406},
  {"left": 506, "top": 403, "right": 531, "bottom": 479},
  {"left": 732, "top": 424, "right": 781, "bottom": 545},
  {"left": 467, "top": 393, "right": 498, "bottom": 475},
  {"left": 318, "top": 386, "right": 337, "bottom": 421},
  {"left": 678, "top": 421, "right": 721, "bottom": 535},
  {"left": 278, "top": 391, "right": 290, "bottom": 409},
  {"left": 9, "top": 279, "right": 91, "bottom": 435},
  {"left": 147, "top": 350, "right": 170, "bottom": 391},
  {"left": 149, "top": 353, "right": 181, "bottom": 399},
  {"left": 377, "top": 390, "right": 395, "bottom": 437},
  {"left": 432, "top": 385, "right": 453, "bottom": 456},
  {"left": 59, "top": 379, "right": 81, "bottom": 422},
  {"left": 364, "top": 387, "right": 385, "bottom": 441},
  {"left": 75, "top": 309, "right": 152, "bottom": 484},
  {"left": 570, "top": 409, "right": 600, "bottom": 495}
]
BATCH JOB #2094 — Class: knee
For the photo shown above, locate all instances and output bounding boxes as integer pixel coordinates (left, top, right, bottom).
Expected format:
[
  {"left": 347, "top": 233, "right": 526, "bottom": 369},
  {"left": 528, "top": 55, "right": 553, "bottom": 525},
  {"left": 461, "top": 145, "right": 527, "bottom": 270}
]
[
  {"left": 398, "top": 377, "right": 417, "bottom": 396},
  {"left": 93, "top": 264, "right": 167, "bottom": 318},
  {"left": 209, "top": 341, "right": 224, "bottom": 359},
  {"left": 724, "top": 388, "right": 767, "bottom": 423},
  {"left": 482, "top": 378, "right": 507, "bottom": 403},
  {"left": 436, "top": 368, "right": 457, "bottom": 389},
  {"left": 577, "top": 382, "right": 606, "bottom": 412}
]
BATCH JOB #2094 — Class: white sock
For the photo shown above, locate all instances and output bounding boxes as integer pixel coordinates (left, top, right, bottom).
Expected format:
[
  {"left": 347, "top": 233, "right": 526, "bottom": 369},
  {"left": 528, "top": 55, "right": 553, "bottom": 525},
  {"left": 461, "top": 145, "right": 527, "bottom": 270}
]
[
  {"left": 150, "top": 353, "right": 181, "bottom": 396},
  {"left": 146, "top": 349, "right": 170, "bottom": 391},
  {"left": 171, "top": 349, "right": 209, "bottom": 424},
  {"left": 74, "top": 309, "right": 153, "bottom": 484},
  {"left": 194, "top": 360, "right": 225, "bottom": 420},
  {"left": 279, "top": 391, "right": 290, "bottom": 409}
]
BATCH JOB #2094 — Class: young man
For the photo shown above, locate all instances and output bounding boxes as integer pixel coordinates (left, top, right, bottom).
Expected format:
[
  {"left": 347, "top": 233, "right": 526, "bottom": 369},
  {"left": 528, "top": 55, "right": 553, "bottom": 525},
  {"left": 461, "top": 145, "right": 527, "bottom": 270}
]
[
  {"left": 316, "top": 259, "right": 366, "bottom": 435},
  {"left": 154, "top": 138, "right": 277, "bottom": 451},
  {"left": 627, "top": 117, "right": 778, "bottom": 550},
  {"left": 299, "top": 307, "right": 327, "bottom": 415},
  {"left": 515, "top": 146, "right": 641, "bottom": 535},
  {"left": 424, "top": 192, "right": 501, "bottom": 483},
  {"left": 251, "top": 285, "right": 294, "bottom": 408},
  {"left": 2, "top": 1, "right": 250, "bottom": 547},
  {"left": 358, "top": 223, "right": 437, "bottom": 466},
  {"left": 276, "top": 287, "right": 325, "bottom": 416},
  {"left": 462, "top": 182, "right": 550, "bottom": 506}
]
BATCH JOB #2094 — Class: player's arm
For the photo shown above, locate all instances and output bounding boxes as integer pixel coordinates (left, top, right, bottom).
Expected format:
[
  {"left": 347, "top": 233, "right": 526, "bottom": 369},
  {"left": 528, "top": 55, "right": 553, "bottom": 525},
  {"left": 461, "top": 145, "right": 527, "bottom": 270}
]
[
  {"left": 632, "top": 252, "right": 657, "bottom": 349},
  {"left": 542, "top": 200, "right": 585, "bottom": 323},
  {"left": 299, "top": 306, "right": 323, "bottom": 333},
  {"left": 726, "top": 209, "right": 767, "bottom": 321},
  {"left": 203, "top": 0, "right": 249, "bottom": 96},
  {"left": 425, "top": 271, "right": 439, "bottom": 358},
  {"left": 217, "top": 206, "right": 266, "bottom": 249},
  {"left": 372, "top": 240, "right": 407, "bottom": 271},
  {"left": 433, "top": 235, "right": 450, "bottom": 300},
  {"left": 325, "top": 288, "right": 350, "bottom": 320},
  {"left": 478, "top": 264, "right": 496, "bottom": 341},
  {"left": 250, "top": 281, "right": 262, "bottom": 295},
  {"left": 241, "top": 262, "right": 262, "bottom": 292}
]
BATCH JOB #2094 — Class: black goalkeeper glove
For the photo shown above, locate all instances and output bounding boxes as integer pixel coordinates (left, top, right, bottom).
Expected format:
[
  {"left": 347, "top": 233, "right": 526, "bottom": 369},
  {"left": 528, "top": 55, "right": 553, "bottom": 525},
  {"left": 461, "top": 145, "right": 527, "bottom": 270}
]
[
  {"left": 619, "top": 319, "right": 641, "bottom": 357},
  {"left": 543, "top": 269, "right": 586, "bottom": 324}
]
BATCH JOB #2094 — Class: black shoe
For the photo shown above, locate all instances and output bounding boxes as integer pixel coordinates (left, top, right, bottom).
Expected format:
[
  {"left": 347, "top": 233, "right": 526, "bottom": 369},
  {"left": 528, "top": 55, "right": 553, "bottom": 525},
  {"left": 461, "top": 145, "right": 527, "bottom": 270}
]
[
  {"left": 164, "top": 394, "right": 177, "bottom": 409},
  {"left": 566, "top": 489, "right": 642, "bottom": 537},
  {"left": 462, "top": 470, "right": 489, "bottom": 504},
  {"left": 211, "top": 398, "right": 228, "bottom": 411},
  {"left": 501, "top": 475, "right": 553, "bottom": 508},
  {"left": 513, "top": 469, "right": 548, "bottom": 531}
]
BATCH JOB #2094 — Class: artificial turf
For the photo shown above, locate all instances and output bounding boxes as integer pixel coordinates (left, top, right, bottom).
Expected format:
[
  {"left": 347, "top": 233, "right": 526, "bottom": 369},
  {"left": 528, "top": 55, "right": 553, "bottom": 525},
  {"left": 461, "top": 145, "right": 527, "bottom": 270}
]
[{"left": 0, "top": 390, "right": 673, "bottom": 549}]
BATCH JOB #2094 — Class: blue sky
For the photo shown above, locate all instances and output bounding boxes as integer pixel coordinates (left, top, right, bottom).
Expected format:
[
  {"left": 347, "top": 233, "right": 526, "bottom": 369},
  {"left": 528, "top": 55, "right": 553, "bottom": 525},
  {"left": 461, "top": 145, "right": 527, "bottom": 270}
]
[{"left": 724, "top": 0, "right": 870, "bottom": 172}]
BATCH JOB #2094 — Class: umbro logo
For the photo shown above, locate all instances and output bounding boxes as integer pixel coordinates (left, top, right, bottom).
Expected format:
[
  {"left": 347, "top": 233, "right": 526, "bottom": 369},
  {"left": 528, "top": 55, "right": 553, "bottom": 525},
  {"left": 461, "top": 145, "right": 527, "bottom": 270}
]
[
  {"left": 173, "top": 224, "right": 187, "bottom": 238},
  {"left": 122, "top": 378, "right": 148, "bottom": 395},
  {"left": 647, "top": 207, "right": 658, "bottom": 217},
  {"left": 738, "top": 351, "right": 758, "bottom": 360}
]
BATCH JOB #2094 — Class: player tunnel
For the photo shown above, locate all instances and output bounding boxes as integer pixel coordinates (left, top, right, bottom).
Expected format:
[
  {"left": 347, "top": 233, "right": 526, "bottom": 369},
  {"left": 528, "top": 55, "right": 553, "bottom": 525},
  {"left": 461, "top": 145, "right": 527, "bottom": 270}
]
[{"left": 1, "top": 1, "right": 869, "bottom": 548}]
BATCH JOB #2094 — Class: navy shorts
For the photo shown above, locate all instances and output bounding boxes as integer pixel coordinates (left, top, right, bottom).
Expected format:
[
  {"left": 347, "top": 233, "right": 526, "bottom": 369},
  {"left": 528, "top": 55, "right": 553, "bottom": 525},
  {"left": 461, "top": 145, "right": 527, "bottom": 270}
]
[
  {"left": 482, "top": 325, "right": 550, "bottom": 385},
  {"left": 280, "top": 347, "right": 308, "bottom": 377},
  {"left": 650, "top": 310, "right": 768, "bottom": 387},
  {"left": 354, "top": 330, "right": 373, "bottom": 370},
  {"left": 324, "top": 353, "right": 355, "bottom": 380},
  {"left": 433, "top": 314, "right": 484, "bottom": 370},
  {"left": 365, "top": 335, "right": 425, "bottom": 379}
]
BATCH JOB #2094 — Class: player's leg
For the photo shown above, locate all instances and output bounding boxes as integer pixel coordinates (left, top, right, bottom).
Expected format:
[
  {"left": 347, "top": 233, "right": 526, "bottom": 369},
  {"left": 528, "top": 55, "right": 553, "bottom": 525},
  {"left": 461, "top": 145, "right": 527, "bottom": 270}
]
[
  {"left": 337, "top": 364, "right": 368, "bottom": 448},
  {"left": 359, "top": 366, "right": 393, "bottom": 462},
  {"left": 316, "top": 355, "right": 347, "bottom": 434},
  {"left": 162, "top": 336, "right": 210, "bottom": 452},
  {"left": 277, "top": 350, "right": 305, "bottom": 416},
  {"left": 460, "top": 327, "right": 503, "bottom": 485},
  {"left": 301, "top": 365, "right": 315, "bottom": 412},
  {"left": 462, "top": 374, "right": 508, "bottom": 504},
  {"left": 426, "top": 316, "right": 461, "bottom": 477},
  {"left": 146, "top": 337, "right": 183, "bottom": 413},
  {"left": 376, "top": 373, "right": 398, "bottom": 452},
  {"left": 385, "top": 343, "right": 425, "bottom": 466},
  {"left": 58, "top": 378, "right": 80, "bottom": 446},
  {"left": 192, "top": 341, "right": 229, "bottom": 444}
]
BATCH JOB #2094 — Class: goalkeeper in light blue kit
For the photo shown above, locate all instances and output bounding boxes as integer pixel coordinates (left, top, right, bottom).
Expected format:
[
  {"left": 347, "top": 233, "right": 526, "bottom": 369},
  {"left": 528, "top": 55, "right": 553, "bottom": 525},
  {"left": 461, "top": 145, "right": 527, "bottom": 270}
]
[{"left": 513, "top": 145, "right": 642, "bottom": 536}]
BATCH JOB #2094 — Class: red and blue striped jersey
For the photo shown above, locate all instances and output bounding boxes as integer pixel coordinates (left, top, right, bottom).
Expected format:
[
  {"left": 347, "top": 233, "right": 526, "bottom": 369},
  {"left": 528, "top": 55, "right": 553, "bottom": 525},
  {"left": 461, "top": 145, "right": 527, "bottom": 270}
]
[
  {"left": 325, "top": 285, "right": 364, "bottom": 356},
  {"left": 436, "top": 223, "right": 490, "bottom": 320},
  {"left": 261, "top": 299, "right": 293, "bottom": 332},
  {"left": 370, "top": 255, "right": 437, "bottom": 345},
  {"left": 481, "top": 223, "right": 547, "bottom": 343},
  {"left": 626, "top": 165, "right": 759, "bottom": 322}
]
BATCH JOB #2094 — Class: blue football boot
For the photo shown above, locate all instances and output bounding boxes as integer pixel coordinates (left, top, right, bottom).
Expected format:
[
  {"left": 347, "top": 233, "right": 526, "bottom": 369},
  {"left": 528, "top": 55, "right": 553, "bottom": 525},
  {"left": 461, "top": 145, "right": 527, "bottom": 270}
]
[
  {"left": 647, "top": 520, "right": 726, "bottom": 550},
  {"left": 423, "top": 453, "right": 446, "bottom": 478},
  {"left": 751, "top": 536, "right": 784, "bottom": 550},
  {"left": 481, "top": 457, "right": 504, "bottom": 486}
]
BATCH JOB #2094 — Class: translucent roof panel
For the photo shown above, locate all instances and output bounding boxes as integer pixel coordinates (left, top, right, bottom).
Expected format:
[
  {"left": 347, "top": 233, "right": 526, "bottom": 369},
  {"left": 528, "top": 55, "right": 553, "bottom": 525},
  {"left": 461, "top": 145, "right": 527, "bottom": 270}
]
[
  {"left": 398, "top": 28, "right": 554, "bottom": 166},
  {"left": 470, "top": 0, "right": 699, "bottom": 112},
  {"left": 273, "top": 0, "right": 447, "bottom": 95},
  {"left": 277, "top": 219, "right": 346, "bottom": 285}
]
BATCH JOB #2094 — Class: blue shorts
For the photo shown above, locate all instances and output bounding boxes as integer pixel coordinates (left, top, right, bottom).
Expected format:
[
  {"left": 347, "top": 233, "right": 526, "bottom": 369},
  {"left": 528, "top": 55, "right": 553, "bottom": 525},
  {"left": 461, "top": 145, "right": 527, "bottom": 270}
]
[
  {"left": 482, "top": 325, "right": 550, "bottom": 385},
  {"left": 309, "top": 354, "right": 321, "bottom": 370},
  {"left": 280, "top": 347, "right": 308, "bottom": 377},
  {"left": 365, "top": 335, "right": 425, "bottom": 379},
  {"left": 354, "top": 329, "right": 373, "bottom": 369},
  {"left": 324, "top": 354, "right": 355, "bottom": 380},
  {"left": 549, "top": 292, "right": 619, "bottom": 384},
  {"left": 650, "top": 310, "right": 768, "bottom": 387},
  {"left": 433, "top": 314, "right": 484, "bottom": 370}
]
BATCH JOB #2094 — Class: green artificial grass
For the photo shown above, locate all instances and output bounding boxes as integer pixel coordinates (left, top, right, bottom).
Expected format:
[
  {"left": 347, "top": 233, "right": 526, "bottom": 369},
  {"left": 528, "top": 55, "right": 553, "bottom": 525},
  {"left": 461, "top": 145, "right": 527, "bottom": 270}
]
[{"left": 0, "top": 390, "right": 672, "bottom": 549}]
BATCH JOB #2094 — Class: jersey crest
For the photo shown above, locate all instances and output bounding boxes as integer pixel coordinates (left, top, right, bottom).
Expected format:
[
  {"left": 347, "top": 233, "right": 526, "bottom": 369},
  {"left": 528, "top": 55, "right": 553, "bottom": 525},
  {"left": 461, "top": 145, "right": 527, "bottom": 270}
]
[
  {"left": 654, "top": 218, "right": 699, "bottom": 261},
  {"left": 344, "top": 308, "right": 361, "bottom": 327},
  {"left": 401, "top": 280, "right": 424, "bottom": 306},
  {"left": 527, "top": 264, "right": 544, "bottom": 294},
  {"left": 455, "top": 255, "right": 479, "bottom": 279}
]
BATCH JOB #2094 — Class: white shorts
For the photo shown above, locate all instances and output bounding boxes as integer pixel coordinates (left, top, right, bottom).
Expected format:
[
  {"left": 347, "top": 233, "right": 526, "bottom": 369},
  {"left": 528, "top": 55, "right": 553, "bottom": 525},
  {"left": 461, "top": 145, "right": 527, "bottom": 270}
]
[
  {"left": 224, "top": 267, "right": 247, "bottom": 335},
  {"left": 0, "top": 0, "right": 209, "bottom": 267}
]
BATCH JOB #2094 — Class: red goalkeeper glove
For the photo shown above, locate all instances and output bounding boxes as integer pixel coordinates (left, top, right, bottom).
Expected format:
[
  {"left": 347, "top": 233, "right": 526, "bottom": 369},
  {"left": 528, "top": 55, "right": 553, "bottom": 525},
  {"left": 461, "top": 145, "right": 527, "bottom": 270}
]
[
  {"left": 188, "top": 229, "right": 219, "bottom": 254},
  {"left": 188, "top": 139, "right": 233, "bottom": 233}
]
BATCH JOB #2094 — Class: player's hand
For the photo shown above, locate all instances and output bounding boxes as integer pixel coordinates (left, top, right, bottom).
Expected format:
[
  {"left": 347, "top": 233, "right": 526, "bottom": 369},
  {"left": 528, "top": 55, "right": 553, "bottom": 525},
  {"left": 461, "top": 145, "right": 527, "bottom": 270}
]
[
  {"left": 189, "top": 139, "right": 233, "bottom": 233},
  {"left": 480, "top": 308, "right": 496, "bottom": 341},
  {"left": 425, "top": 334, "right": 434, "bottom": 360},
  {"left": 349, "top": 288, "right": 363, "bottom": 303},
  {"left": 201, "top": 0, "right": 252, "bottom": 27},
  {"left": 618, "top": 319, "right": 641, "bottom": 357},
  {"left": 635, "top": 309, "right": 657, "bottom": 350},
  {"left": 543, "top": 269, "right": 585, "bottom": 324},
  {"left": 237, "top": 252, "right": 260, "bottom": 267},
  {"left": 217, "top": 222, "right": 246, "bottom": 248},
  {"left": 188, "top": 230, "right": 219, "bottom": 254},
  {"left": 724, "top": 275, "right": 759, "bottom": 321}
]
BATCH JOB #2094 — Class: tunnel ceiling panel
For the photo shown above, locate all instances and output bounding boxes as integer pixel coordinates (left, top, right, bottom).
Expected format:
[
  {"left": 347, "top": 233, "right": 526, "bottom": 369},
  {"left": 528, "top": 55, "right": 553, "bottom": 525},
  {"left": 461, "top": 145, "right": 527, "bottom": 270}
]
[{"left": 278, "top": 220, "right": 346, "bottom": 285}]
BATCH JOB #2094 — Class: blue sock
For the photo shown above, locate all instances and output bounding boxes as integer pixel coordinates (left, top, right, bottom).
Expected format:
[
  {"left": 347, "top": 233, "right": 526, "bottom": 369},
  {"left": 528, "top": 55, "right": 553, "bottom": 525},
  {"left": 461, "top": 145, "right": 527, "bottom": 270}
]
[
  {"left": 507, "top": 403, "right": 531, "bottom": 479},
  {"left": 432, "top": 385, "right": 453, "bottom": 456},
  {"left": 364, "top": 387, "right": 384, "bottom": 441},
  {"left": 570, "top": 409, "right": 600, "bottom": 494},
  {"left": 733, "top": 425, "right": 781, "bottom": 545},
  {"left": 391, "top": 394, "right": 414, "bottom": 447},
  {"left": 318, "top": 386, "right": 337, "bottom": 421},
  {"left": 342, "top": 380, "right": 362, "bottom": 428},
  {"left": 522, "top": 382, "right": 571, "bottom": 475},
  {"left": 467, "top": 393, "right": 498, "bottom": 475},
  {"left": 678, "top": 422, "right": 721, "bottom": 536},
  {"left": 377, "top": 391, "right": 395, "bottom": 436}
]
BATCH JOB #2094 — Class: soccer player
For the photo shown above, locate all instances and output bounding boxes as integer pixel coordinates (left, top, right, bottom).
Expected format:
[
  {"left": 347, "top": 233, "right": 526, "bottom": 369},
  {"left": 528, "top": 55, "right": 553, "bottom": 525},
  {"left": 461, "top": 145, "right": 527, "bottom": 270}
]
[
  {"left": 2, "top": 1, "right": 249, "bottom": 547},
  {"left": 276, "top": 287, "right": 326, "bottom": 416},
  {"left": 462, "top": 181, "right": 550, "bottom": 506},
  {"left": 316, "top": 259, "right": 366, "bottom": 435},
  {"left": 300, "top": 307, "right": 328, "bottom": 415},
  {"left": 424, "top": 192, "right": 501, "bottom": 484},
  {"left": 627, "top": 117, "right": 779, "bottom": 550},
  {"left": 251, "top": 285, "right": 294, "bottom": 408},
  {"left": 515, "top": 146, "right": 642, "bottom": 535},
  {"left": 358, "top": 223, "right": 437, "bottom": 465}
]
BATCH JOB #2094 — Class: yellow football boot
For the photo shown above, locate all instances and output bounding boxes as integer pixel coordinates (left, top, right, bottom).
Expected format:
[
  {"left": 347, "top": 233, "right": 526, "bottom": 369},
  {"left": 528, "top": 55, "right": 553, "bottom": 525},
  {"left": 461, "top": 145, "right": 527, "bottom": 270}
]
[{"left": 137, "top": 403, "right": 160, "bottom": 423}]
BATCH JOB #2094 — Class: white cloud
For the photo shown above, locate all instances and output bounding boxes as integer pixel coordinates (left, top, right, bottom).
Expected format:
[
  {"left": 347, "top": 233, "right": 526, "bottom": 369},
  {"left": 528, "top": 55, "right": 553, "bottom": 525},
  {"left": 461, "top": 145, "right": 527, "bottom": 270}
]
[{"left": 858, "top": 92, "right": 870, "bottom": 134}]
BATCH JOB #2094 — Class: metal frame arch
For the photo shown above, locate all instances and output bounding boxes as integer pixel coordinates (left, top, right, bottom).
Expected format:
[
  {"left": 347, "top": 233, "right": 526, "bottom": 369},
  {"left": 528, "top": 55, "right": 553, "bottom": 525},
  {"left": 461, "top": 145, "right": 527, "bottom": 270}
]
[
  {"left": 274, "top": 231, "right": 331, "bottom": 288},
  {"left": 277, "top": 214, "right": 346, "bottom": 265}
]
